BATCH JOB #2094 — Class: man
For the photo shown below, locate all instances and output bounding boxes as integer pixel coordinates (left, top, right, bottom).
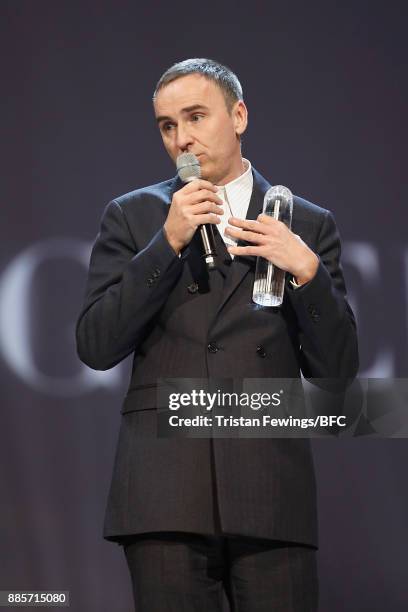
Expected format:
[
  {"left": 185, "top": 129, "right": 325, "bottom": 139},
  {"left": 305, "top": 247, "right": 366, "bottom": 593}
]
[{"left": 76, "top": 58, "right": 358, "bottom": 611}]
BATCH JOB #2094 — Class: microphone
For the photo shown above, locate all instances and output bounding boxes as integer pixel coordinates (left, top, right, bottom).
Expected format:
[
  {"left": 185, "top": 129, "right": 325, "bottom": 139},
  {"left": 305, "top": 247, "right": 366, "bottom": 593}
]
[{"left": 176, "top": 152, "right": 217, "bottom": 270}]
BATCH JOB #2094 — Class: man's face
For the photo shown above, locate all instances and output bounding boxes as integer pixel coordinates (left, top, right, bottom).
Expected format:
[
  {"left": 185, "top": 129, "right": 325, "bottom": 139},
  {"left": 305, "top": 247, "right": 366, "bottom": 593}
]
[{"left": 154, "top": 74, "right": 247, "bottom": 185}]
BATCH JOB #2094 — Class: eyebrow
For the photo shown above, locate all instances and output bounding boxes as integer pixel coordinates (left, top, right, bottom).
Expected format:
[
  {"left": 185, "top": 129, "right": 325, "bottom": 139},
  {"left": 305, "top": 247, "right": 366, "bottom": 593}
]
[{"left": 156, "top": 104, "right": 209, "bottom": 124}]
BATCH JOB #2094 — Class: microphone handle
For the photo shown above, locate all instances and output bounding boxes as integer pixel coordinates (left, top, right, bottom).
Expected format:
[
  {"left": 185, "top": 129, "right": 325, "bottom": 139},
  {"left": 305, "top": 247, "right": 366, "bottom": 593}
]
[
  {"left": 199, "top": 224, "right": 217, "bottom": 270},
  {"left": 184, "top": 175, "right": 218, "bottom": 270}
]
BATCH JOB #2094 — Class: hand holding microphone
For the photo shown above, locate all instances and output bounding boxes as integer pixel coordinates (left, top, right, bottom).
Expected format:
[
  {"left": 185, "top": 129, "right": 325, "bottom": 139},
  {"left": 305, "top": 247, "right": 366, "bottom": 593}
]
[{"left": 163, "top": 153, "right": 221, "bottom": 269}]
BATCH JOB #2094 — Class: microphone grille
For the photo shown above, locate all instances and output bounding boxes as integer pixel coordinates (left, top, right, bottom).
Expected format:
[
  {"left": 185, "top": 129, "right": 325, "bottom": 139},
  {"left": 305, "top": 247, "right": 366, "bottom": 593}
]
[{"left": 177, "top": 153, "right": 201, "bottom": 182}]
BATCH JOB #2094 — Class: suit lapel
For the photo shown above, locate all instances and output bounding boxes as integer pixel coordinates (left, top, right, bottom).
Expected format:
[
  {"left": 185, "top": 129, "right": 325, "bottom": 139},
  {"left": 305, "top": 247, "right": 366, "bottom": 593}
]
[{"left": 214, "top": 168, "right": 272, "bottom": 317}]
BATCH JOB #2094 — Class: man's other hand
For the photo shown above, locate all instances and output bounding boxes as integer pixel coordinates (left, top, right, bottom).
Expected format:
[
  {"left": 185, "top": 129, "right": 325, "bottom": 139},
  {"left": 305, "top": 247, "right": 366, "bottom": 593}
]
[{"left": 225, "top": 214, "right": 319, "bottom": 286}]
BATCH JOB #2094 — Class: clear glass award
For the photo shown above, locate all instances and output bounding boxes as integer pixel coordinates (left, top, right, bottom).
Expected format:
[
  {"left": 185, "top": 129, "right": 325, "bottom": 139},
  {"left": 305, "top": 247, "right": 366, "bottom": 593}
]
[{"left": 252, "top": 185, "right": 293, "bottom": 307}]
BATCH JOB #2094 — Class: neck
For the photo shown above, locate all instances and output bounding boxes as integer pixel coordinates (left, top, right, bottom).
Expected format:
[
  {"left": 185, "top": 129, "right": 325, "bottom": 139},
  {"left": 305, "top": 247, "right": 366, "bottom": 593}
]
[{"left": 216, "top": 156, "right": 245, "bottom": 186}]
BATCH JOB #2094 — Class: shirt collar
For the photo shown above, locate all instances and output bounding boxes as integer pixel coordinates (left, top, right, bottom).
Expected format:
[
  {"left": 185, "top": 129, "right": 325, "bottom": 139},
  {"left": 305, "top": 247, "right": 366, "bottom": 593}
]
[{"left": 216, "top": 158, "right": 253, "bottom": 202}]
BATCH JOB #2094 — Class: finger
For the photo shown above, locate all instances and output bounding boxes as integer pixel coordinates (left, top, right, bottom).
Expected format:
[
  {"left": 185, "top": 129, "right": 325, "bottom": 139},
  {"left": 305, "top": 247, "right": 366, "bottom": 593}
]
[
  {"left": 194, "top": 213, "right": 222, "bottom": 225},
  {"left": 182, "top": 179, "right": 217, "bottom": 194},
  {"left": 228, "top": 217, "right": 270, "bottom": 234},
  {"left": 257, "top": 213, "right": 280, "bottom": 226},
  {"left": 190, "top": 190, "right": 223, "bottom": 205},
  {"left": 225, "top": 227, "right": 266, "bottom": 244},
  {"left": 191, "top": 202, "right": 224, "bottom": 215},
  {"left": 227, "top": 245, "right": 263, "bottom": 257}
]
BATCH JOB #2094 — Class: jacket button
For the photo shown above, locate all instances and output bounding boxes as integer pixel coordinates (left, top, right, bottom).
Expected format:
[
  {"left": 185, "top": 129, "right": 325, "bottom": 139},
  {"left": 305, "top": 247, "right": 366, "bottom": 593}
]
[
  {"left": 187, "top": 282, "right": 199, "bottom": 294},
  {"left": 152, "top": 268, "right": 160, "bottom": 278},
  {"left": 256, "top": 345, "right": 267, "bottom": 358},
  {"left": 308, "top": 303, "right": 320, "bottom": 322},
  {"left": 207, "top": 342, "right": 219, "bottom": 353},
  {"left": 147, "top": 278, "right": 154, "bottom": 287}
]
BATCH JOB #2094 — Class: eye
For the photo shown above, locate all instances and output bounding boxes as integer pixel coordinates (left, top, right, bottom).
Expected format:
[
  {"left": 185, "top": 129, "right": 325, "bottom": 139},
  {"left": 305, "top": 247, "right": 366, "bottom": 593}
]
[
  {"left": 162, "top": 122, "right": 175, "bottom": 132},
  {"left": 191, "top": 113, "right": 204, "bottom": 123}
]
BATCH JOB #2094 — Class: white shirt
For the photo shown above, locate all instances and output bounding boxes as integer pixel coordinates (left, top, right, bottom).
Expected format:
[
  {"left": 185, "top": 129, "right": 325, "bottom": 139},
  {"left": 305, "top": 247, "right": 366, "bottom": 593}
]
[{"left": 215, "top": 158, "right": 253, "bottom": 258}]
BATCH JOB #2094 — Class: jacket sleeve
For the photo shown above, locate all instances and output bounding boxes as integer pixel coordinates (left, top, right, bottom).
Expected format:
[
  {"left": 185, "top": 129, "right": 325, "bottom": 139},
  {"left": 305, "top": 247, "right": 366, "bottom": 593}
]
[
  {"left": 286, "top": 210, "right": 359, "bottom": 382},
  {"left": 76, "top": 199, "right": 183, "bottom": 370}
]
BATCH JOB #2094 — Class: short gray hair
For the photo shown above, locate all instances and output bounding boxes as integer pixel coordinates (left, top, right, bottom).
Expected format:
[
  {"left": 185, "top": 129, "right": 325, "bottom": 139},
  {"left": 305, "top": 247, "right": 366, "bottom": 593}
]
[{"left": 153, "top": 58, "right": 243, "bottom": 113}]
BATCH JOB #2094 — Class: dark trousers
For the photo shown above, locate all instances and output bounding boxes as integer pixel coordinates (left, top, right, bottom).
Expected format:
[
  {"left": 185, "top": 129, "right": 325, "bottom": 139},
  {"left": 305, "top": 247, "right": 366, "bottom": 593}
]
[{"left": 123, "top": 532, "right": 318, "bottom": 611}]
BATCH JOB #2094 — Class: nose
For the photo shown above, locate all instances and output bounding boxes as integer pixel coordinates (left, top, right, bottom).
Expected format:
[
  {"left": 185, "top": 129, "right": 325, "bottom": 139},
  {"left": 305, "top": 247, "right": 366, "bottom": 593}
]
[{"left": 176, "top": 123, "right": 194, "bottom": 152}]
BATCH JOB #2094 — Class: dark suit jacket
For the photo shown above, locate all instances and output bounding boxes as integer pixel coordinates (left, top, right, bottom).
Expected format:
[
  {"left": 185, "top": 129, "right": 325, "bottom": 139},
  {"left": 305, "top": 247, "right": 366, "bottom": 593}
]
[{"left": 76, "top": 168, "right": 358, "bottom": 548}]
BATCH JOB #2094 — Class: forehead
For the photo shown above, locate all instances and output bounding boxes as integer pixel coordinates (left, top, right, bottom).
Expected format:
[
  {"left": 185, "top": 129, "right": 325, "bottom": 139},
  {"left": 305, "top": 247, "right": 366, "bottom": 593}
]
[{"left": 154, "top": 74, "right": 225, "bottom": 115}]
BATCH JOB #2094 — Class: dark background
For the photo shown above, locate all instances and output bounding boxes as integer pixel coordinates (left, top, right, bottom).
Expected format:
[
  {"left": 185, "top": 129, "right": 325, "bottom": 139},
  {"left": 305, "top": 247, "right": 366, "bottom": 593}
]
[{"left": 1, "top": 1, "right": 407, "bottom": 610}]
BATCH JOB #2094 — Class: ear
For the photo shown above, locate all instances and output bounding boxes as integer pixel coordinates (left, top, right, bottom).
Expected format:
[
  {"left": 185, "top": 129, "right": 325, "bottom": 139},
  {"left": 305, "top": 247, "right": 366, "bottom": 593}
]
[{"left": 232, "top": 100, "right": 248, "bottom": 136}]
